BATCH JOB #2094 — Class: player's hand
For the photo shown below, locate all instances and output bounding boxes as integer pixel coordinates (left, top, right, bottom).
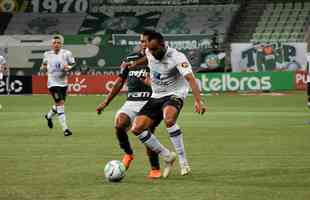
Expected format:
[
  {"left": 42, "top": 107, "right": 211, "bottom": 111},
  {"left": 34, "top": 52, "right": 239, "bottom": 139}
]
[
  {"left": 120, "top": 61, "right": 131, "bottom": 69},
  {"left": 120, "top": 61, "right": 136, "bottom": 69},
  {"left": 195, "top": 100, "right": 207, "bottom": 115},
  {"left": 96, "top": 101, "right": 108, "bottom": 115},
  {"left": 140, "top": 75, "right": 151, "bottom": 86},
  {"left": 40, "top": 64, "right": 47, "bottom": 73},
  {"left": 63, "top": 64, "right": 72, "bottom": 72}
]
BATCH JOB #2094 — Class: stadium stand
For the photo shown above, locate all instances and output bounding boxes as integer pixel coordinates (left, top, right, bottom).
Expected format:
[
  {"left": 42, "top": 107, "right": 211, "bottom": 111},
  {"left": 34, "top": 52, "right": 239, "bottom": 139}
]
[
  {"left": 229, "top": 0, "right": 309, "bottom": 43},
  {"left": 5, "top": 13, "right": 86, "bottom": 35},
  {"left": 251, "top": 1, "right": 308, "bottom": 43},
  {"left": 1, "top": 4, "right": 239, "bottom": 46}
]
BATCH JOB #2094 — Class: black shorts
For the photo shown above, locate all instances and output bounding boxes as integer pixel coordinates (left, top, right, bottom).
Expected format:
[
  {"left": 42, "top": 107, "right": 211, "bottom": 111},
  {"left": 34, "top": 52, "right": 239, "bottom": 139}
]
[
  {"left": 307, "top": 83, "right": 310, "bottom": 96},
  {"left": 49, "top": 86, "right": 68, "bottom": 103},
  {"left": 138, "top": 95, "right": 184, "bottom": 122}
]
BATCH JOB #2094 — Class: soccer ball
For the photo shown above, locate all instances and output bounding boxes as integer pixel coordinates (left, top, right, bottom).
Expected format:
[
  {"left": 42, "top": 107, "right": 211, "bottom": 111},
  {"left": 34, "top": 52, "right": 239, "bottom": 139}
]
[{"left": 104, "top": 160, "right": 126, "bottom": 182}]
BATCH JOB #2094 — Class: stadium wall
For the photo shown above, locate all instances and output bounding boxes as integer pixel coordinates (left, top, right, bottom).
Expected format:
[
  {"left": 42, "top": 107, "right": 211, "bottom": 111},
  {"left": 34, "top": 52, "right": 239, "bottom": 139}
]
[{"left": 1, "top": 71, "right": 306, "bottom": 95}]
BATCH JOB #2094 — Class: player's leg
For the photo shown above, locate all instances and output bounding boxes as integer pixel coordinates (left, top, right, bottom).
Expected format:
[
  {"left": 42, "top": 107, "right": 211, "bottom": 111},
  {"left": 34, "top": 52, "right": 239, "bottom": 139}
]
[
  {"left": 162, "top": 95, "right": 190, "bottom": 176},
  {"left": 146, "top": 122, "right": 161, "bottom": 178},
  {"left": 114, "top": 111, "right": 133, "bottom": 169},
  {"left": 55, "top": 87, "right": 72, "bottom": 136},
  {"left": 307, "top": 82, "right": 310, "bottom": 108},
  {"left": 131, "top": 99, "right": 176, "bottom": 178},
  {"left": 45, "top": 87, "right": 58, "bottom": 129}
]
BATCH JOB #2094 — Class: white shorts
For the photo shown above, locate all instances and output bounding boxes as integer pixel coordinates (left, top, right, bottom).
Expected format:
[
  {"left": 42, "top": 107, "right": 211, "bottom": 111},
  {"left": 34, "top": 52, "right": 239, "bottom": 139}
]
[{"left": 115, "top": 100, "right": 148, "bottom": 123}]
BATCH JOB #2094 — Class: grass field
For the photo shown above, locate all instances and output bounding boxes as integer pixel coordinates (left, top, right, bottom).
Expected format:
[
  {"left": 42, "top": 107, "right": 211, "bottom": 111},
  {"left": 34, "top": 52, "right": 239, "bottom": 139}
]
[{"left": 0, "top": 91, "right": 310, "bottom": 200}]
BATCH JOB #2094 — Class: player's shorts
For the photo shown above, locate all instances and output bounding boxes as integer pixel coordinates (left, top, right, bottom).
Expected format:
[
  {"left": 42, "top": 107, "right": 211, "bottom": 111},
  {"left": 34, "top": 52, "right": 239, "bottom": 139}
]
[
  {"left": 307, "top": 82, "right": 310, "bottom": 96},
  {"left": 48, "top": 86, "right": 68, "bottom": 103},
  {"left": 115, "top": 100, "right": 148, "bottom": 123},
  {"left": 137, "top": 95, "right": 184, "bottom": 122}
]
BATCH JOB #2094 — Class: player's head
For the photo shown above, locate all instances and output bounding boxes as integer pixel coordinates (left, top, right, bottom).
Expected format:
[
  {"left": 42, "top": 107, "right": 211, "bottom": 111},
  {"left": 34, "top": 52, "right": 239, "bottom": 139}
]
[
  {"left": 51, "top": 35, "right": 63, "bottom": 52},
  {"left": 140, "top": 29, "right": 156, "bottom": 54},
  {"left": 147, "top": 31, "right": 166, "bottom": 60}
]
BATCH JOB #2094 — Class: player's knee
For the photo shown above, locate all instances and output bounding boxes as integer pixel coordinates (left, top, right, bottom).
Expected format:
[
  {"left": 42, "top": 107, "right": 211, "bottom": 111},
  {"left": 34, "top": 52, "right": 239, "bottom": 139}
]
[
  {"left": 56, "top": 101, "right": 64, "bottom": 106},
  {"left": 115, "top": 114, "right": 130, "bottom": 130},
  {"left": 115, "top": 121, "right": 128, "bottom": 131},
  {"left": 164, "top": 118, "right": 176, "bottom": 128},
  {"left": 131, "top": 123, "right": 144, "bottom": 136}
]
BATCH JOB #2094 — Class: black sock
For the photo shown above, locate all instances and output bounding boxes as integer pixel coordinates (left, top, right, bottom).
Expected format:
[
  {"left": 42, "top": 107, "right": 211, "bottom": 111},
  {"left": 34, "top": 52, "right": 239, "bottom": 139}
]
[
  {"left": 147, "top": 147, "right": 160, "bottom": 170},
  {"left": 115, "top": 128, "right": 133, "bottom": 155}
]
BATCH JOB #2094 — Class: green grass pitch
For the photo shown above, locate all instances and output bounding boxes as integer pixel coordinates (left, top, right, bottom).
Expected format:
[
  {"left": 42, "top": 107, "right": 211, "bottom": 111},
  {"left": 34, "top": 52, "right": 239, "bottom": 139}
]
[{"left": 0, "top": 91, "right": 310, "bottom": 200}]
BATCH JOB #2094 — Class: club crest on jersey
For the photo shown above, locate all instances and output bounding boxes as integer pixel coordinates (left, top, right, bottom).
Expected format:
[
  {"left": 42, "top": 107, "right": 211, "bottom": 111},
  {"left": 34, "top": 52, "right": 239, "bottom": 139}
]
[
  {"left": 153, "top": 71, "right": 161, "bottom": 80},
  {"left": 180, "top": 62, "right": 189, "bottom": 68}
]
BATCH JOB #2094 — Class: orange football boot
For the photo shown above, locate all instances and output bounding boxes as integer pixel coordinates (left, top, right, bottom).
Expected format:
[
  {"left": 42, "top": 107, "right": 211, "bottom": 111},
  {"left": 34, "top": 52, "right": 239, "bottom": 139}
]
[
  {"left": 122, "top": 154, "right": 134, "bottom": 170},
  {"left": 148, "top": 169, "right": 161, "bottom": 179}
]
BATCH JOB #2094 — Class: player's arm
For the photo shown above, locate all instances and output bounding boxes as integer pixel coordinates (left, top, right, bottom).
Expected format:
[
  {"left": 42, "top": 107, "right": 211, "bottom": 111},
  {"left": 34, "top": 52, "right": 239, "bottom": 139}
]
[
  {"left": 96, "top": 76, "right": 125, "bottom": 114},
  {"left": 40, "top": 52, "right": 48, "bottom": 72},
  {"left": 0, "top": 59, "right": 7, "bottom": 79},
  {"left": 64, "top": 51, "right": 75, "bottom": 71},
  {"left": 96, "top": 62, "right": 128, "bottom": 114},
  {"left": 176, "top": 55, "right": 207, "bottom": 114},
  {"left": 184, "top": 73, "right": 207, "bottom": 114},
  {"left": 123, "top": 56, "right": 148, "bottom": 70}
]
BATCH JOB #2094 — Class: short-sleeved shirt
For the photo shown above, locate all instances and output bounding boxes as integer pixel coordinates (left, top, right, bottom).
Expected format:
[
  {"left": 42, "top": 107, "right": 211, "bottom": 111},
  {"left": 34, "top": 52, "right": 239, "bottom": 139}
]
[
  {"left": 119, "top": 52, "right": 152, "bottom": 101},
  {"left": 145, "top": 47, "right": 193, "bottom": 99},
  {"left": 0, "top": 55, "right": 6, "bottom": 72},
  {"left": 43, "top": 49, "right": 75, "bottom": 88}
]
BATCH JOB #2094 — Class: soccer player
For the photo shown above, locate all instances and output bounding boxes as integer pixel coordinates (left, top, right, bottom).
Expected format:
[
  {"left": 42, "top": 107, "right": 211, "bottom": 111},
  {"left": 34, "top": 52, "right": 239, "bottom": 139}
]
[
  {"left": 0, "top": 54, "right": 7, "bottom": 80},
  {"left": 128, "top": 31, "right": 207, "bottom": 177},
  {"left": 306, "top": 52, "right": 310, "bottom": 109},
  {"left": 41, "top": 35, "right": 75, "bottom": 136},
  {"left": 96, "top": 31, "right": 162, "bottom": 178}
]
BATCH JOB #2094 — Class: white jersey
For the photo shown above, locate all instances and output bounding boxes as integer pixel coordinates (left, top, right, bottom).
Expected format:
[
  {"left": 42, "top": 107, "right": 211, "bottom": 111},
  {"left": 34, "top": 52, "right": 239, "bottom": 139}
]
[
  {"left": 0, "top": 55, "right": 6, "bottom": 66},
  {"left": 43, "top": 49, "right": 75, "bottom": 88},
  {"left": 146, "top": 47, "right": 193, "bottom": 99}
]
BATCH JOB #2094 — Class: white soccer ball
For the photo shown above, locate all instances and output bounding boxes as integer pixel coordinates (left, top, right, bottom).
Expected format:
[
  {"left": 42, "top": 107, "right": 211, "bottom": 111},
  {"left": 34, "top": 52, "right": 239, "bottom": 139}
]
[{"left": 104, "top": 160, "right": 126, "bottom": 182}]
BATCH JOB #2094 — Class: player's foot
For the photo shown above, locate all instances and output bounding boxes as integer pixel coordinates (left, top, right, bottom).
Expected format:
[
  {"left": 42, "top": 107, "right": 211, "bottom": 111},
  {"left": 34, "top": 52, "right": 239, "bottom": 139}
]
[
  {"left": 163, "top": 152, "right": 176, "bottom": 178},
  {"left": 64, "top": 129, "right": 72, "bottom": 136},
  {"left": 180, "top": 165, "right": 191, "bottom": 176},
  {"left": 122, "top": 154, "right": 134, "bottom": 170},
  {"left": 45, "top": 115, "right": 53, "bottom": 129},
  {"left": 148, "top": 169, "right": 161, "bottom": 179}
]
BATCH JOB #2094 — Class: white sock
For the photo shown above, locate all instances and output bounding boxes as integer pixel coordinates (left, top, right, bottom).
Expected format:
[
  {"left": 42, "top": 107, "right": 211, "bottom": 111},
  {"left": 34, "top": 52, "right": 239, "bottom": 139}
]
[
  {"left": 167, "top": 124, "right": 188, "bottom": 166},
  {"left": 138, "top": 130, "right": 171, "bottom": 158},
  {"left": 57, "top": 105, "right": 68, "bottom": 131},
  {"left": 47, "top": 105, "right": 57, "bottom": 119}
]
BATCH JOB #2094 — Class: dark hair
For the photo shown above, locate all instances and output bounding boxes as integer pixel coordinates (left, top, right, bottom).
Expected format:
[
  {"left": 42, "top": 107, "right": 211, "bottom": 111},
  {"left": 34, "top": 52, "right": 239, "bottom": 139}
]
[
  {"left": 141, "top": 29, "right": 157, "bottom": 37},
  {"left": 53, "top": 36, "right": 61, "bottom": 40},
  {"left": 146, "top": 31, "right": 165, "bottom": 44}
]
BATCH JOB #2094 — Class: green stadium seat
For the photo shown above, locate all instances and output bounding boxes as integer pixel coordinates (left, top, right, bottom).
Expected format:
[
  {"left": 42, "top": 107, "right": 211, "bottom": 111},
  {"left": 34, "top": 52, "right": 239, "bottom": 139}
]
[
  {"left": 255, "top": 26, "right": 266, "bottom": 33},
  {"left": 284, "top": 2, "right": 293, "bottom": 9},
  {"left": 266, "top": 21, "right": 278, "bottom": 27},
  {"left": 294, "top": 2, "right": 302, "bottom": 9}
]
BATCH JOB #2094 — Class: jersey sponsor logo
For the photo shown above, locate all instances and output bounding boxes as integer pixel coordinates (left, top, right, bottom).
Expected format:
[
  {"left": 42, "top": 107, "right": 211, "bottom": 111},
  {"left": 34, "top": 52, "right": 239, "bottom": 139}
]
[
  {"left": 128, "top": 69, "right": 148, "bottom": 78},
  {"left": 180, "top": 62, "right": 189, "bottom": 68},
  {"left": 128, "top": 92, "right": 151, "bottom": 98}
]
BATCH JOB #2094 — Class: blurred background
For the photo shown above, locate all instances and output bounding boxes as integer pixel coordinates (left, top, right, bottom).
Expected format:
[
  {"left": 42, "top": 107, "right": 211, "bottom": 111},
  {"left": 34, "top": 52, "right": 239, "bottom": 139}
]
[{"left": 0, "top": 0, "right": 309, "bottom": 94}]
